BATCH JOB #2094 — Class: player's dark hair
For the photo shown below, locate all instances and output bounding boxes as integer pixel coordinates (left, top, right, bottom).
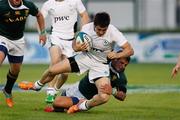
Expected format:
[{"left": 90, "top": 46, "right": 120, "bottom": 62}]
[{"left": 94, "top": 12, "right": 110, "bottom": 27}]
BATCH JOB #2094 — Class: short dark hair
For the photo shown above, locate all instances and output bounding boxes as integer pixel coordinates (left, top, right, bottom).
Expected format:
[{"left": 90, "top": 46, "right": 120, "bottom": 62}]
[{"left": 94, "top": 12, "right": 110, "bottom": 27}]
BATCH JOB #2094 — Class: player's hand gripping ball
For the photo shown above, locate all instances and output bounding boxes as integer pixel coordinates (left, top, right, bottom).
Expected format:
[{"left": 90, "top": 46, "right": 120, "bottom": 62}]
[{"left": 75, "top": 32, "right": 92, "bottom": 51}]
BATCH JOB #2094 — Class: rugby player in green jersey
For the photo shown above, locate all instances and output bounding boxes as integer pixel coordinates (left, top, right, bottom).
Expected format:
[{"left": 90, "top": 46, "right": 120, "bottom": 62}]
[
  {"left": 44, "top": 51, "right": 130, "bottom": 113},
  {"left": 0, "top": 0, "right": 46, "bottom": 107}
]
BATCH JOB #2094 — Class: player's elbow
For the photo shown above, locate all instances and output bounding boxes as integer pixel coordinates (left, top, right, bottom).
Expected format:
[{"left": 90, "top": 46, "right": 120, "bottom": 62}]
[{"left": 130, "top": 48, "right": 134, "bottom": 56}]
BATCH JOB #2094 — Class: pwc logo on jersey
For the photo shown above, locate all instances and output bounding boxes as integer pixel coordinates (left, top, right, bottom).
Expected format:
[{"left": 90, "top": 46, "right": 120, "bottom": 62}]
[{"left": 54, "top": 16, "right": 70, "bottom": 23}]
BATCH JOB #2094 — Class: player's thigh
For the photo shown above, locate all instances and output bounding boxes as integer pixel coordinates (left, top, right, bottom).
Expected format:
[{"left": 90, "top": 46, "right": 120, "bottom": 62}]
[
  {"left": 49, "top": 46, "right": 62, "bottom": 65},
  {"left": 49, "top": 58, "right": 71, "bottom": 74},
  {"left": 54, "top": 96, "right": 73, "bottom": 108},
  {"left": 88, "top": 63, "right": 109, "bottom": 82},
  {"left": 0, "top": 36, "right": 9, "bottom": 64},
  {"left": 6, "top": 37, "right": 24, "bottom": 74},
  {"left": 0, "top": 51, "right": 6, "bottom": 65},
  {"left": 95, "top": 77, "right": 111, "bottom": 101},
  {"left": 95, "top": 77, "right": 110, "bottom": 89}
]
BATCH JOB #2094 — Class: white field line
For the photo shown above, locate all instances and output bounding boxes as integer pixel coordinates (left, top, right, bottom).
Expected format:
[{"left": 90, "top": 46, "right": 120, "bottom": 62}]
[{"left": 1, "top": 84, "right": 180, "bottom": 94}]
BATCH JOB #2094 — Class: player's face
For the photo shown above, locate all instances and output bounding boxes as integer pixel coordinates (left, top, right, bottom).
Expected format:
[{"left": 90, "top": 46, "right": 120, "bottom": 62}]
[
  {"left": 95, "top": 26, "right": 108, "bottom": 37},
  {"left": 112, "top": 58, "right": 129, "bottom": 72},
  {"left": 9, "top": 0, "right": 22, "bottom": 7}
]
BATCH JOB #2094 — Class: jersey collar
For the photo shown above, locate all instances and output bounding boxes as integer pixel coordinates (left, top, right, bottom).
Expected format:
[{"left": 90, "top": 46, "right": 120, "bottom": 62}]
[{"left": 8, "top": 0, "right": 27, "bottom": 10}]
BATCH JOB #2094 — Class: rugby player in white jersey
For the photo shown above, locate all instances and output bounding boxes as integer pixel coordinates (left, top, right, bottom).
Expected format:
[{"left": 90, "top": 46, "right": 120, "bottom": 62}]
[
  {"left": 19, "top": 12, "right": 134, "bottom": 111},
  {"left": 40, "top": 0, "right": 89, "bottom": 103}
]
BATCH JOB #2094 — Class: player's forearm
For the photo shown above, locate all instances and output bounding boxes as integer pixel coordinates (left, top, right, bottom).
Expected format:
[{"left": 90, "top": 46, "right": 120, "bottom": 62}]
[
  {"left": 117, "top": 42, "right": 134, "bottom": 58},
  {"left": 80, "top": 11, "right": 89, "bottom": 27},
  {"left": 36, "top": 11, "right": 46, "bottom": 33},
  {"left": 176, "top": 56, "right": 180, "bottom": 66}
]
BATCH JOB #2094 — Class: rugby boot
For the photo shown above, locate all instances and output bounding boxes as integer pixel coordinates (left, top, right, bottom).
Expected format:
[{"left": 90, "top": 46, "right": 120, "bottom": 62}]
[{"left": 2, "top": 89, "right": 13, "bottom": 108}]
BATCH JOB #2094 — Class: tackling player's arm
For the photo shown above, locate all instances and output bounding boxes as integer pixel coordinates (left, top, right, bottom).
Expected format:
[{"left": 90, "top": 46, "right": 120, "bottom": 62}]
[{"left": 108, "top": 42, "right": 134, "bottom": 59}]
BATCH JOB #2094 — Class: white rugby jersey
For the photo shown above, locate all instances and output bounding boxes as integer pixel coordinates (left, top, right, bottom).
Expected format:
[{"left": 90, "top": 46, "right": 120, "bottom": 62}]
[
  {"left": 81, "top": 22, "right": 128, "bottom": 63},
  {"left": 41, "top": 0, "right": 86, "bottom": 39}
]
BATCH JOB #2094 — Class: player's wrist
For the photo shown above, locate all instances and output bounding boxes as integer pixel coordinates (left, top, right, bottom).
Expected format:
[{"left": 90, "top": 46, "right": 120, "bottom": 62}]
[{"left": 40, "top": 29, "right": 47, "bottom": 35}]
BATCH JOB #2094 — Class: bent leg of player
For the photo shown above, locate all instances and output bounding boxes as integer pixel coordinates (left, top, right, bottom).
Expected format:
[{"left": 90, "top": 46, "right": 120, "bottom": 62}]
[
  {"left": 53, "top": 96, "right": 79, "bottom": 112},
  {"left": 86, "top": 77, "right": 111, "bottom": 107},
  {"left": 32, "top": 57, "right": 73, "bottom": 91},
  {"left": 67, "top": 77, "right": 111, "bottom": 114}
]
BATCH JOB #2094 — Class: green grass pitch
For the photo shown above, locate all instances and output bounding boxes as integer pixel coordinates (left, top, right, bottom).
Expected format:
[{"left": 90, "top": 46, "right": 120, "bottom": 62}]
[{"left": 0, "top": 63, "right": 180, "bottom": 120}]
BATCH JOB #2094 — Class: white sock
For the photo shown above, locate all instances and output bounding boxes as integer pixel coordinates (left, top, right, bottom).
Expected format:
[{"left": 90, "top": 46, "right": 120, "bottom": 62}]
[
  {"left": 78, "top": 100, "right": 89, "bottom": 111},
  {"left": 34, "top": 81, "right": 44, "bottom": 91},
  {"left": 54, "top": 86, "right": 60, "bottom": 94},
  {"left": 46, "top": 87, "right": 57, "bottom": 96}
]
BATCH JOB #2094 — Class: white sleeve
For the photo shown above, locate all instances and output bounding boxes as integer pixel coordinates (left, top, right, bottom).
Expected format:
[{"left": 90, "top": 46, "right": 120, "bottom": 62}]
[
  {"left": 110, "top": 25, "right": 127, "bottom": 47},
  {"left": 81, "top": 24, "right": 89, "bottom": 33},
  {"left": 76, "top": 0, "right": 86, "bottom": 14},
  {"left": 40, "top": 1, "right": 49, "bottom": 18}
]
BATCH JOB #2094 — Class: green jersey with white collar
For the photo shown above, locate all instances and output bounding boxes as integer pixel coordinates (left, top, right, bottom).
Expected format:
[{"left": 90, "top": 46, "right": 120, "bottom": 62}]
[{"left": 0, "top": 0, "right": 38, "bottom": 40}]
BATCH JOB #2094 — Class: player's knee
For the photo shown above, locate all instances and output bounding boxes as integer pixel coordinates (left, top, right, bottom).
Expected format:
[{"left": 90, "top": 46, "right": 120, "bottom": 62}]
[
  {"left": 10, "top": 68, "right": 20, "bottom": 76},
  {"left": 48, "top": 67, "right": 56, "bottom": 76},
  {"left": 10, "top": 70, "right": 20, "bottom": 76},
  {"left": 98, "top": 93, "right": 110, "bottom": 103}
]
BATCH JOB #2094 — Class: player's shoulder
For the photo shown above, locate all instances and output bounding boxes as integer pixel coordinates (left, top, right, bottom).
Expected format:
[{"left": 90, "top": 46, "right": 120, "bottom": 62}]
[
  {"left": 44, "top": 0, "right": 55, "bottom": 4},
  {"left": 108, "top": 24, "right": 123, "bottom": 34},
  {"left": 70, "top": 0, "right": 82, "bottom": 3},
  {"left": 23, "top": 0, "right": 37, "bottom": 8},
  {"left": 42, "top": 0, "right": 54, "bottom": 7},
  {"left": 82, "top": 22, "right": 94, "bottom": 33},
  {"left": 108, "top": 24, "right": 118, "bottom": 31},
  {"left": 0, "top": 0, "right": 8, "bottom": 8},
  {"left": 23, "top": 0, "right": 34, "bottom": 4},
  {"left": 82, "top": 22, "right": 93, "bottom": 29},
  {"left": 67, "top": 0, "right": 82, "bottom": 4}
]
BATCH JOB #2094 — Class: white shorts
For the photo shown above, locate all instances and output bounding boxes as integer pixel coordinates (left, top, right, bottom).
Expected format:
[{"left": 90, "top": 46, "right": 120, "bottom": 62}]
[
  {"left": 0, "top": 35, "right": 25, "bottom": 56},
  {"left": 74, "top": 53, "right": 110, "bottom": 83},
  {"left": 65, "top": 82, "right": 85, "bottom": 99},
  {"left": 48, "top": 35, "right": 75, "bottom": 57}
]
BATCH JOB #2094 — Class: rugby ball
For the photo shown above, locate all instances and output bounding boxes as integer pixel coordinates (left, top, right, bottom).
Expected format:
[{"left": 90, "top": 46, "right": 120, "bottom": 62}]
[{"left": 75, "top": 32, "right": 92, "bottom": 50}]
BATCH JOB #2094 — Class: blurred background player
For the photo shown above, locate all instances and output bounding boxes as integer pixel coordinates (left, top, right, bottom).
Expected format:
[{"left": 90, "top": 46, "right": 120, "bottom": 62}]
[
  {"left": 0, "top": 0, "right": 46, "bottom": 107},
  {"left": 19, "top": 12, "right": 134, "bottom": 111},
  {"left": 44, "top": 52, "right": 130, "bottom": 113},
  {"left": 40, "top": 0, "right": 89, "bottom": 103},
  {"left": 171, "top": 55, "right": 180, "bottom": 78}
]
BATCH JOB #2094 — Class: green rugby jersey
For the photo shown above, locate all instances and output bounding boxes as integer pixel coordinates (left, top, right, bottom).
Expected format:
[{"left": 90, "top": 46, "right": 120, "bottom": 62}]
[
  {"left": 79, "top": 71, "right": 127, "bottom": 100},
  {"left": 0, "top": 0, "right": 38, "bottom": 40}
]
